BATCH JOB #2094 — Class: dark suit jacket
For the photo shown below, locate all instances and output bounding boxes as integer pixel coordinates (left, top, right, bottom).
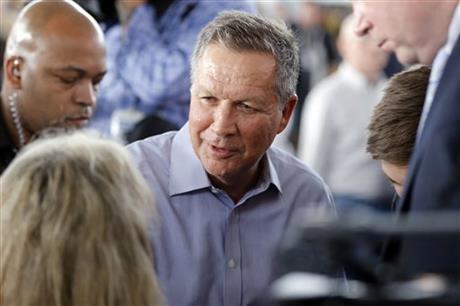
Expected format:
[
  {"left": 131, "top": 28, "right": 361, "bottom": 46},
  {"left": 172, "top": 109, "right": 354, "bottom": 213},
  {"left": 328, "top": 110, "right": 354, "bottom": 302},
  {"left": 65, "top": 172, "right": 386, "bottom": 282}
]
[{"left": 394, "top": 34, "right": 460, "bottom": 279}]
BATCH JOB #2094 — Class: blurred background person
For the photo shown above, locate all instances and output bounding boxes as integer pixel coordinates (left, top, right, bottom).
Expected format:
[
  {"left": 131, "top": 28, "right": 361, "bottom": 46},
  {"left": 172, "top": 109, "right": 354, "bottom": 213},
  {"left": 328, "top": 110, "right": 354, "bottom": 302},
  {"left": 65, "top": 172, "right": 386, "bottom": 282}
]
[
  {"left": 89, "top": 0, "right": 255, "bottom": 142},
  {"left": 286, "top": 1, "right": 341, "bottom": 150},
  {"left": 294, "top": 1, "right": 340, "bottom": 95},
  {"left": 258, "top": 1, "right": 342, "bottom": 153},
  {"left": 0, "top": 0, "right": 106, "bottom": 174},
  {"left": 256, "top": 2, "right": 402, "bottom": 154},
  {"left": 0, "top": 131, "right": 163, "bottom": 306},
  {"left": 298, "top": 14, "right": 393, "bottom": 212},
  {"left": 367, "top": 65, "right": 430, "bottom": 198}
]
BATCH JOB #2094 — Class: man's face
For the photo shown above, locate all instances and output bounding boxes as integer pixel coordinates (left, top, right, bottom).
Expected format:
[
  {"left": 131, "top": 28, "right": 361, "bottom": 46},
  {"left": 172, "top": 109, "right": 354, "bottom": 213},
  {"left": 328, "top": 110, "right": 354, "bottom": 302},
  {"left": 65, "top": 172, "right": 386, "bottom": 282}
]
[
  {"left": 189, "top": 44, "right": 295, "bottom": 187},
  {"left": 352, "top": 1, "right": 439, "bottom": 65},
  {"left": 381, "top": 160, "right": 408, "bottom": 197},
  {"left": 17, "top": 27, "right": 106, "bottom": 136}
]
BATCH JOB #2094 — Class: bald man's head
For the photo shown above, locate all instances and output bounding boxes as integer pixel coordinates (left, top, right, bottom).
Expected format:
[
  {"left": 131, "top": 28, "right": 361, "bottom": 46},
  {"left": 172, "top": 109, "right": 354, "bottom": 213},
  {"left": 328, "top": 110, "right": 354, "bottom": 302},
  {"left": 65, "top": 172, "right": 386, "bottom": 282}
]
[
  {"left": 2, "top": 0, "right": 107, "bottom": 148},
  {"left": 6, "top": 0, "right": 104, "bottom": 59}
]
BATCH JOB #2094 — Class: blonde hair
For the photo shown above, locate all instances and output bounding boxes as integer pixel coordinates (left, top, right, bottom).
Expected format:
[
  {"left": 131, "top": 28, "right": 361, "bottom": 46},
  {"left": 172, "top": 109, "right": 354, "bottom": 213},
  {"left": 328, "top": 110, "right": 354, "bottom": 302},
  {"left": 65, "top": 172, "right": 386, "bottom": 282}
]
[{"left": 0, "top": 131, "right": 162, "bottom": 306}]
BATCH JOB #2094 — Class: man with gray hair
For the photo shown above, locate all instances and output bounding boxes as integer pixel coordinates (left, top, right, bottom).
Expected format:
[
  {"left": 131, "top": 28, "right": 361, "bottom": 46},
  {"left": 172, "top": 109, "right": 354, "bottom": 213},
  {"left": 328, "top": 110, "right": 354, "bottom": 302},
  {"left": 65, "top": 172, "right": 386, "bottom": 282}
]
[{"left": 128, "top": 11, "right": 334, "bottom": 306}]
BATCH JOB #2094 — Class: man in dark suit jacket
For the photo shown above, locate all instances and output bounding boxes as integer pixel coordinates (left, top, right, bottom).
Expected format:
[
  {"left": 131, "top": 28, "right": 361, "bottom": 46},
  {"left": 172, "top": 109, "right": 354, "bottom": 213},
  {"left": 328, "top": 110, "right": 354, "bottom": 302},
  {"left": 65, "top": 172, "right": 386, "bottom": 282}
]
[{"left": 352, "top": 1, "right": 460, "bottom": 279}]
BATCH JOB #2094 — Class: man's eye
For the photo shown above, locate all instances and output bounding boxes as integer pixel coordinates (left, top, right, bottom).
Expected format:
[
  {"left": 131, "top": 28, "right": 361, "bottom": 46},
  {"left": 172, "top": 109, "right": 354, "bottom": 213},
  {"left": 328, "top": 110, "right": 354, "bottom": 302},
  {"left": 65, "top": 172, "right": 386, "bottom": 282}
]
[
  {"left": 59, "top": 77, "right": 78, "bottom": 84},
  {"left": 237, "top": 103, "right": 256, "bottom": 113},
  {"left": 200, "top": 96, "right": 216, "bottom": 103}
]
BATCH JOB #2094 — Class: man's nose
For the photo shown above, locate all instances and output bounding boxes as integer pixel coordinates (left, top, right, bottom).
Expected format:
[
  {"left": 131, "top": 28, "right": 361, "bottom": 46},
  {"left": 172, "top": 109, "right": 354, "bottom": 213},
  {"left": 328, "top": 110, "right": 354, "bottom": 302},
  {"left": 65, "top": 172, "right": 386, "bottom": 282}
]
[
  {"left": 75, "top": 80, "right": 97, "bottom": 107},
  {"left": 211, "top": 103, "right": 237, "bottom": 136}
]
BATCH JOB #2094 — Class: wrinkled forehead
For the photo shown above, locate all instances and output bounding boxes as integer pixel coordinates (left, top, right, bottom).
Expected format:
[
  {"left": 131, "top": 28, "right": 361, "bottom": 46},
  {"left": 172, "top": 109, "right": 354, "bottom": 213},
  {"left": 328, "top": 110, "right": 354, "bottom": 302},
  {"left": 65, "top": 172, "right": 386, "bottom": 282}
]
[
  {"left": 191, "top": 45, "right": 279, "bottom": 104},
  {"left": 195, "top": 44, "right": 276, "bottom": 82}
]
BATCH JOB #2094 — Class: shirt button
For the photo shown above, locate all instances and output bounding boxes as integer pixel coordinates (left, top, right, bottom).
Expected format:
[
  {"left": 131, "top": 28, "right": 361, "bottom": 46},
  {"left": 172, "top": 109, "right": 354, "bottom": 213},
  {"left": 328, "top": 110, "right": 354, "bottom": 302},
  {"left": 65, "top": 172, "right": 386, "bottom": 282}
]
[
  {"left": 211, "top": 187, "right": 219, "bottom": 194},
  {"left": 227, "top": 258, "right": 237, "bottom": 269}
]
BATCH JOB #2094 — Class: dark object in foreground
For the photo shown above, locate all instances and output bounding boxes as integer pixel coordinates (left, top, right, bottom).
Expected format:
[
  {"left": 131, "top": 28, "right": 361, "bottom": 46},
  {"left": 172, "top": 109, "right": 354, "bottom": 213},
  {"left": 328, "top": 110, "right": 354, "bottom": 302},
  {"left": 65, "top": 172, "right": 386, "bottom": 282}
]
[{"left": 272, "top": 209, "right": 460, "bottom": 305}]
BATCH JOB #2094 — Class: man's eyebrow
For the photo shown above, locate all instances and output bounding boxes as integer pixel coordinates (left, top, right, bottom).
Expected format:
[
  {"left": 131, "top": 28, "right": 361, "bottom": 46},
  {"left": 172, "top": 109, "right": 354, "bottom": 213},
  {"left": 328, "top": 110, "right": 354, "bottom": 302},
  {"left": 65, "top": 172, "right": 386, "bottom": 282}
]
[
  {"left": 54, "top": 66, "right": 85, "bottom": 75},
  {"left": 54, "top": 67, "right": 107, "bottom": 79}
]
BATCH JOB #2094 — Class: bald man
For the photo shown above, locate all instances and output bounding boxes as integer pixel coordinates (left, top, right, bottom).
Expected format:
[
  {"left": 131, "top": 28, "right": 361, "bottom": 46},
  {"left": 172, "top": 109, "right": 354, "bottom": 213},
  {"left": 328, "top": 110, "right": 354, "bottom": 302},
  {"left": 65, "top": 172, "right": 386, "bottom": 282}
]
[{"left": 0, "top": 0, "right": 107, "bottom": 174}]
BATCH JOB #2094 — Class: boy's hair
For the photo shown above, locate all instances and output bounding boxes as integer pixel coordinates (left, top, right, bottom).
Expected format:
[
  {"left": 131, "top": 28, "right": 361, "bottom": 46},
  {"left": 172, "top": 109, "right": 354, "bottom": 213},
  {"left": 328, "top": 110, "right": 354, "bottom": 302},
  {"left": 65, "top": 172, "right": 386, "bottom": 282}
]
[{"left": 367, "top": 65, "right": 430, "bottom": 166}]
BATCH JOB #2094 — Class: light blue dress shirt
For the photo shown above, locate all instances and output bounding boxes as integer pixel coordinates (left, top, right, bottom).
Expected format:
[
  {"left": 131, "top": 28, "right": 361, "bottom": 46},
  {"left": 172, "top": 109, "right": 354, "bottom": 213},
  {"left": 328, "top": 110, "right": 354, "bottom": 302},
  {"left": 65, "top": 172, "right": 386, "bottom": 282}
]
[{"left": 128, "top": 123, "right": 334, "bottom": 306}]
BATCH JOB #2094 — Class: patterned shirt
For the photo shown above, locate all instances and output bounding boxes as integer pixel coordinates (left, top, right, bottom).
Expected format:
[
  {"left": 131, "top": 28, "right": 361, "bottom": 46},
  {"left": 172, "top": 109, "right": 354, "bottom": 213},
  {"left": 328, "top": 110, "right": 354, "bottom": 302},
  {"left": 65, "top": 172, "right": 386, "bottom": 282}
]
[{"left": 90, "top": 0, "right": 255, "bottom": 136}]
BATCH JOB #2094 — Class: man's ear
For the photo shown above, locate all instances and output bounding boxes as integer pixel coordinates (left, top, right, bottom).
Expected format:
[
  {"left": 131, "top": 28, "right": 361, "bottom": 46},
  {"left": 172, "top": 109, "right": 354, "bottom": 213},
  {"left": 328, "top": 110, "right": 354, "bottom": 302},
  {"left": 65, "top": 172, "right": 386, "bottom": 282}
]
[
  {"left": 277, "top": 94, "right": 298, "bottom": 134},
  {"left": 5, "top": 57, "right": 23, "bottom": 89}
]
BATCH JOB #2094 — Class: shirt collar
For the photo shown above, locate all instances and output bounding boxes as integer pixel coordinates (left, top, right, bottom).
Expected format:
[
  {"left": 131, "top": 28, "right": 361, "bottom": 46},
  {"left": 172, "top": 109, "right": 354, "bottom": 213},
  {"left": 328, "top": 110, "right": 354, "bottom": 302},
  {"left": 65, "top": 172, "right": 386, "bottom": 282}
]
[
  {"left": 169, "top": 123, "right": 211, "bottom": 195},
  {"left": 416, "top": 3, "right": 460, "bottom": 143},
  {"left": 169, "top": 123, "right": 282, "bottom": 196},
  {"left": 430, "top": 3, "right": 460, "bottom": 83},
  {"left": 446, "top": 3, "right": 460, "bottom": 53},
  {"left": 264, "top": 150, "right": 282, "bottom": 192}
]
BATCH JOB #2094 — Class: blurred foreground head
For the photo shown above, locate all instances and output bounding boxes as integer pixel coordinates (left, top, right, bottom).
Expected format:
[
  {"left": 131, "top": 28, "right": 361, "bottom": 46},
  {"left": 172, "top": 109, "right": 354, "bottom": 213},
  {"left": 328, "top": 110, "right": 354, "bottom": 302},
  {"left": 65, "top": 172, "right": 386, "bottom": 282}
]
[{"left": 0, "top": 131, "right": 162, "bottom": 306}]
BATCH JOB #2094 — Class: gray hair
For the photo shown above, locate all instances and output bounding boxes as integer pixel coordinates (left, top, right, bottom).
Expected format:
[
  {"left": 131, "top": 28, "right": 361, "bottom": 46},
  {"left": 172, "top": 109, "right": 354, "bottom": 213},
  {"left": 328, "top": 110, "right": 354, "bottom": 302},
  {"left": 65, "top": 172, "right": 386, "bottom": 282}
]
[{"left": 191, "top": 11, "right": 299, "bottom": 104}]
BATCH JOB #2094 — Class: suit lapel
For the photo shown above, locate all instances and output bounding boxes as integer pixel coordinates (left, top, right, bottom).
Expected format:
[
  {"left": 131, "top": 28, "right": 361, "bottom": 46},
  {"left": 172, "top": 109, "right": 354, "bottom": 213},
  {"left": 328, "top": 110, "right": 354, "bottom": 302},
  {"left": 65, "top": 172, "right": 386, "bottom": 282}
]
[{"left": 398, "top": 34, "right": 460, "bottom": 212}]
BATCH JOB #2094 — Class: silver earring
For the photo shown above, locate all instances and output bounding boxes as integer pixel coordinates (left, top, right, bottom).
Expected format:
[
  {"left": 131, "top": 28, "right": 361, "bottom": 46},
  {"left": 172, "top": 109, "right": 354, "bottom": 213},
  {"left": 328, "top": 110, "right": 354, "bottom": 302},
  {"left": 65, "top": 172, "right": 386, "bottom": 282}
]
[{"left": 8, "top": 91, "right": 26, "bottom": 148}]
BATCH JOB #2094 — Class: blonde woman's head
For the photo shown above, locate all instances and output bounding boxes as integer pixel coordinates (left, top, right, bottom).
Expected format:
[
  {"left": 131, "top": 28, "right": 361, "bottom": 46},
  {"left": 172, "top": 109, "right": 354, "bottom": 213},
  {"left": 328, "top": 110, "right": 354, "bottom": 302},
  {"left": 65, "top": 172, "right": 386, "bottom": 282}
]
[{"left": 1, "top": 131, "right": 162, "bottom": 306}]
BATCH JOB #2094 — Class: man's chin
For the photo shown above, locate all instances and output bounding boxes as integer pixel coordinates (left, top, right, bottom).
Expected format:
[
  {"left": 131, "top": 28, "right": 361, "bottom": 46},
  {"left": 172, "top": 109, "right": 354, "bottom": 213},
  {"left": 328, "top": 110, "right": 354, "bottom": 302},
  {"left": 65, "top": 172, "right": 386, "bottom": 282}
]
[{"left": 395, "top": 47, "right": 420, "bottom": 65}]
